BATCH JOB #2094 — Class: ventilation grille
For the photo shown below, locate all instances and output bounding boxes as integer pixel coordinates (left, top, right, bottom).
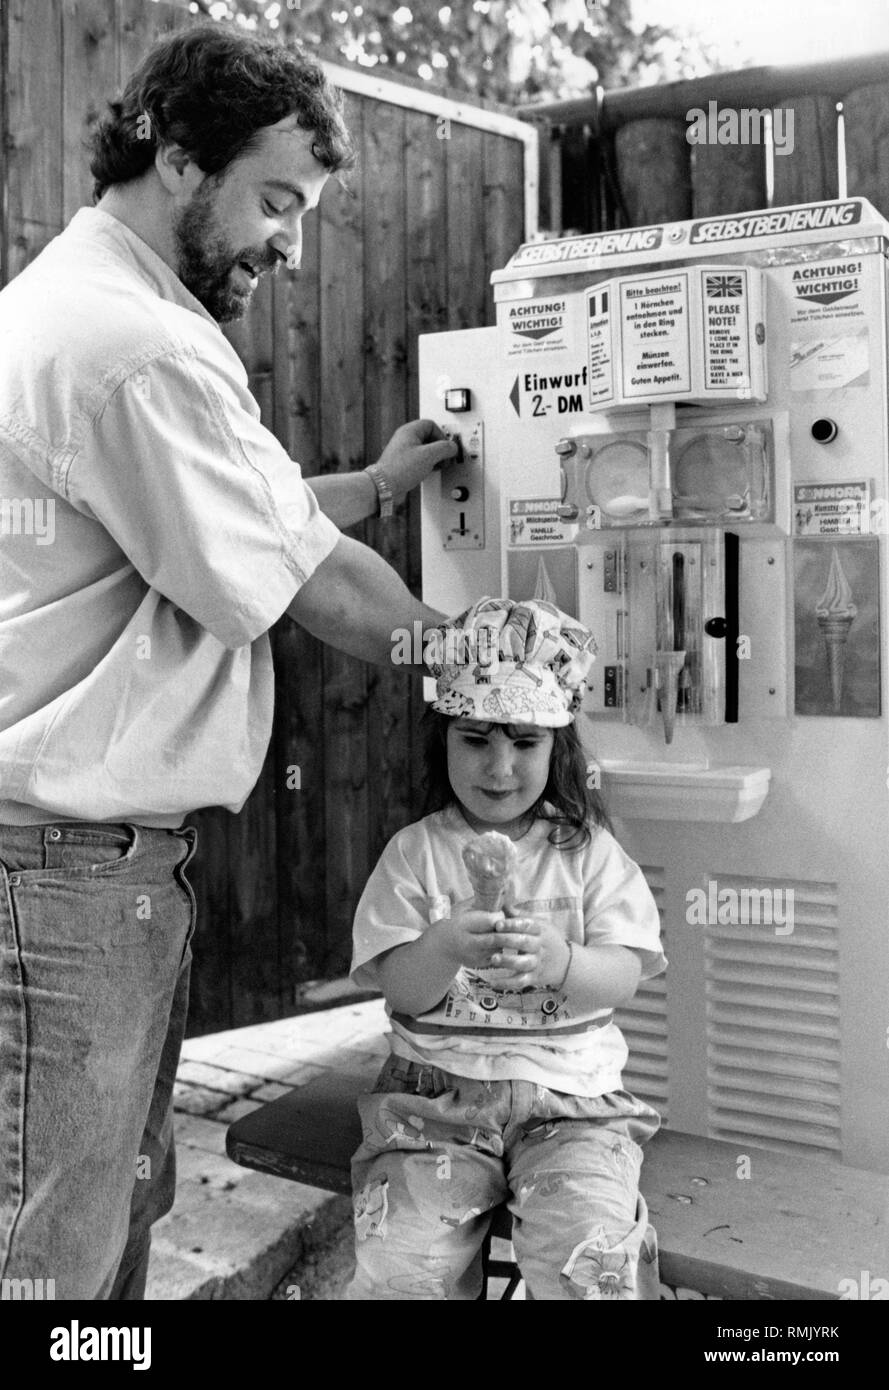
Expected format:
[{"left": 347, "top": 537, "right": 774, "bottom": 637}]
[
  {"left": 704, "top": 875, "right": 840, "bottom": 1158},
  {"left": 615, "top": 864, "right": 668, "bottom": 1118}
]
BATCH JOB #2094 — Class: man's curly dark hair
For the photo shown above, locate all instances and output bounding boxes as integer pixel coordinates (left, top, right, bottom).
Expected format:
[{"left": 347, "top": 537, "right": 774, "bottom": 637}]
[{"left": 89, "top": 21, "right": 355, "bottom": 202}]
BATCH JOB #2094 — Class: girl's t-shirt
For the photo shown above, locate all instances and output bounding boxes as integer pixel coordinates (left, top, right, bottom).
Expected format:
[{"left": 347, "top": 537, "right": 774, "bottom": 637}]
[{"left": 350, "top": 805, "right": 667, "bottom": 1098}]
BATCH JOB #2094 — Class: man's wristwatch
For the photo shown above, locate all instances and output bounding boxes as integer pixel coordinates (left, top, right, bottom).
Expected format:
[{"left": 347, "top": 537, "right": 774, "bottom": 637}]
[{"left": 365, "top": 462, "right": 395, "bottom": 519}]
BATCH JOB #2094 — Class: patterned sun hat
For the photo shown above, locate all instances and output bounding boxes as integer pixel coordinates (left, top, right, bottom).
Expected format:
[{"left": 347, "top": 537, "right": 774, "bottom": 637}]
[{"left": 426, "top": 597, "right": 597, "bottom": 727}]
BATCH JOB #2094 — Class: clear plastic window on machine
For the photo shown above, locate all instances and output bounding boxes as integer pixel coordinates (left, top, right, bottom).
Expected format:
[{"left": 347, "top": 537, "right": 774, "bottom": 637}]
[{"left": 555, "top": 262, "right": 772, "bottom": 742}]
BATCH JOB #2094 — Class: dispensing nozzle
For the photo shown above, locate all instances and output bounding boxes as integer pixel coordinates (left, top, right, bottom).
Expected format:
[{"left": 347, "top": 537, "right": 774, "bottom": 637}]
[{"left": 655, "top": 650, "right": 687, "bottom": 744}]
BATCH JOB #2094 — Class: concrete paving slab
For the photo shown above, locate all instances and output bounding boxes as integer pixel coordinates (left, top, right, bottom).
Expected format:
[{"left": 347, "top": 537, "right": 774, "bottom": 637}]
[
  {"left": 176, "top": 1059, "right": 267, "bottom": 1096},
  {"left": 147, "top": 1000, "right": 389, "bottom": 1300},
  {"left": 172, "top": 1084, "right": 230, "bottom": 1118}
]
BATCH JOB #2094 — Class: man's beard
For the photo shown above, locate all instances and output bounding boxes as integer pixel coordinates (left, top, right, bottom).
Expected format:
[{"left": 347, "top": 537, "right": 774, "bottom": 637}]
[{"left": 172, "top": 177, "right": 265, "bottom": 323}]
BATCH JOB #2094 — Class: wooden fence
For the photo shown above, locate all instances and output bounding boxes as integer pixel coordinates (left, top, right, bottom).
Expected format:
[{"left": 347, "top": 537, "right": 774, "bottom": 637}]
[
  {"left": 0, "top": 0, "right": 532, "bottom": 1031},
  {"left": 521, "top": 53, "right": 889, "bottom": 233}
]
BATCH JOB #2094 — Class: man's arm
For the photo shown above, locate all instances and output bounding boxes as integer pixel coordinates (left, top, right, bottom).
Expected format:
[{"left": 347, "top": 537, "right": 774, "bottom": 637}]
[
  {"left": 287, "top": 533, "right": 444, "bottom": 667},
  {"left": 306, "top": 471, "right": 378, "bottom": 529},
  {"left": 304, "top": 419, "right": 456, "bottom": 528}
]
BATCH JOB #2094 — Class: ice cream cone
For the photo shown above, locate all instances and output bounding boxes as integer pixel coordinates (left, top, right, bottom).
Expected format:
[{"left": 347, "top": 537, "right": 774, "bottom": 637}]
[
  {"left": 462, "top": 832, "right": 517, "bottom": 913},
  {"left": 817, "top": 613, "right": 855, "bottom": 712},
  {"left": 473, "top": 884, "right": 508, "bottom": 912}
]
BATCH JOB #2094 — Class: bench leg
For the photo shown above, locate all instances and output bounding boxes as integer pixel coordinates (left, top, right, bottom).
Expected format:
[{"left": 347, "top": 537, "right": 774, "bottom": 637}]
[{"left": 478, "top": 1226, "right": 522, "bottom": 1300}]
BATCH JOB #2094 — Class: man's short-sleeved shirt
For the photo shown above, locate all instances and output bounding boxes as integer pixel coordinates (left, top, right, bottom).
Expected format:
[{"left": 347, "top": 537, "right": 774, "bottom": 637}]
[
  {"left": 351, "top": 806, "right": 667, "bottom": 1097},
  {"left": 0, "top": 207, "right": 340, "bottom": 826}
]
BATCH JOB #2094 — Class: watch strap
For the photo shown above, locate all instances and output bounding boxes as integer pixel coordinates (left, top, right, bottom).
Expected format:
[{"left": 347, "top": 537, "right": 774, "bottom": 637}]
[{"left": 365, "top": 462, "right": 395, "bottom": 518}]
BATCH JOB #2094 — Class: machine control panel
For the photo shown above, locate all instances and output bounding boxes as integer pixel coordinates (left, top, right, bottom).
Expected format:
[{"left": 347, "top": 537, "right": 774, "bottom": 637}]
[{"left": 440, "top": 419, "right": 485, "bottom": 550}]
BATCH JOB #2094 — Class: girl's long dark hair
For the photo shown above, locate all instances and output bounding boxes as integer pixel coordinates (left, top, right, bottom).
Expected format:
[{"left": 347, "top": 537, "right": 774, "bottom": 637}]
[{"left": 421, "top": 708, "right": 612, "bottom": 850}]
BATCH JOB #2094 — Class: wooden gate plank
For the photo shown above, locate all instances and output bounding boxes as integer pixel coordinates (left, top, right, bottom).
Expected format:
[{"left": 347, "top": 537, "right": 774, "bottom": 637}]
[
  {"left": 843, "top": 81, "right": 889, "bottom": 213},
  {"left": 362, "top": 97, "right": 414, "bottom": 860},
  {"left": 691, "top": 142, "right": 766, "bottom": 218},
  {"left": 404, "top": 108, "right": 449, "bottom": 405},
  {"left": 319, "top": 91, "right": 370, "bottom": 976},
  {"left": 224, "top": 270, "right": 281, "bottom": 1025},
  {"left": 273, "top": 189, "right": 321, "bottom": 463},
  {"left": 62, "top": 0, "right": 117, "bottom": 221},
  {"left": 446, "top": 120, "right": 487, "bottom": 330},
  {"left": 615, "top": 117, "right": 692, "bottom": 226},
  {"left": 772, "top": 96, "right": 839, "bottom": 207},
  {"left": 0, "top": 0, "right": 6, "bottom": 287},
  {"left": 404, "top": 106, "right": 450, "bottom": 815},
  {"left": 6, "top": 0, "right": 64, "bottom": 256},
  {"left": 116, "top": 0, "right": 187, "bottom": 92},
  {"left": 560, "top": 123, "right": 599, "bottom": 232},
  {"left": 187, "top": 808, "right": 234, "bottom": 1037},
  {"left": 271, "top": 182, "right": 327, "bottom": 996},
  {"left": 483, "top": 130, "right": 525, "bottom": 322}
]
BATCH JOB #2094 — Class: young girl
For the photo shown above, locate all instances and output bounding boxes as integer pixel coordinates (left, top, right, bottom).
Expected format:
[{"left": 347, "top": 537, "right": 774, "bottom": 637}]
[{"left": 347, "top": 597, "right": 667, "bottom": 1301}]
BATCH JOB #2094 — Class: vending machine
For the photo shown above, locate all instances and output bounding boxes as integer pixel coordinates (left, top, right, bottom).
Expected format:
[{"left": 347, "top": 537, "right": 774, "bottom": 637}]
[{"left": 420, "top": 198, "right": 889, "bottom": 1173}]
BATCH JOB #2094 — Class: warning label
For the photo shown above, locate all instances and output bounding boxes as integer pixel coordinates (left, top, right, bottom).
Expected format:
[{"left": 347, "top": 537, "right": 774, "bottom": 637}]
[
  {"left": 508, "top": 498, "right": 577, "bottom": 545},
  {"left": 702, "top": 270, "right": 753, "bottom": 391},
  {"left": 503, "top": 297, "right": 569, "bottom": 357},
  {"left": 794, "top": 481, "right": 870, "bottom": 535},
  {"left": 784, "top": 260, "right": 866, "bottom": 327},
  {"left": 619, "top": 273, "right": 692, "bottom": 398},
  {"left": 792, "top": 261, "right": 862, "bottom": 308},
  {"left": 587, "top": 286, "right": 614, "bottom": 406}
]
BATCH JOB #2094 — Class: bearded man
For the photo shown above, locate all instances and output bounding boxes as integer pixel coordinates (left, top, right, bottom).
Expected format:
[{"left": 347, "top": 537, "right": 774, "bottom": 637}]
[{"left": 0, "top": 22, "right": 453, "bottom": 1299}]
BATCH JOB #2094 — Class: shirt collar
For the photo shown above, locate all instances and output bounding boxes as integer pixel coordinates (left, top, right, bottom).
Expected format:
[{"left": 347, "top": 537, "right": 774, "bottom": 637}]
[
  {"left": 440, "top": 802, "right": 553, "bottom": 849},
  {"left": 64, "top": 206, "right": 220, "bottom": 328}
]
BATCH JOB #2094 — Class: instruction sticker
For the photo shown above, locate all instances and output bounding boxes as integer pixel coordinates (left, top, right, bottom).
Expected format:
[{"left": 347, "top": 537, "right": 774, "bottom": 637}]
[
  {"left": 509, "top": 498, "right": 578, "bottom": 545},
  {"left": 701, "top": 270, "right": 754, "bottom": 391},
  {"left": 618, "top": 272, "right": 692, "bottom": 399},
  {"left": 502, "top": 297, "right": 569, "bottom": 357},
  {"left": 790, "top": 330, "right": 869, "bottom": 390},
  {"left": 793, "top": 481, "right": 871, "bottom": 535},
  {"left": 586, "top": 286, "right": 615, "bottom": 406}
]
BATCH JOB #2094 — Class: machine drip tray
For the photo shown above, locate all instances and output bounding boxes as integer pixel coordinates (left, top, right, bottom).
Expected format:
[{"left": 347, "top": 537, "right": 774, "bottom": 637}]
[{"left": 598, "top": 761, "right": 771, "bottom": 823}]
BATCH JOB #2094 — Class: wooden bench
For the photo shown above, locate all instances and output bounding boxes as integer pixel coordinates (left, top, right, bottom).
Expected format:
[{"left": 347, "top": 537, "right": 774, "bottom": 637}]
[{"left": 226, "top": 1068, "right": 889, "bottom": 1300}]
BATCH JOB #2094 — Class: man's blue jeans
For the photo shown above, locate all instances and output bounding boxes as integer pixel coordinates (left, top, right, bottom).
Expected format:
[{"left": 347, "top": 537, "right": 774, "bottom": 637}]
[{"left": 0, "top": 821, "right": 197, "bottom": 1299}]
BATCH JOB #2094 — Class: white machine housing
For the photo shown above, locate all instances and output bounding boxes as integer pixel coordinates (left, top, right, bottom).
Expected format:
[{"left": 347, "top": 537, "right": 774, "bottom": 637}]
[{"left": 420, "top": 199, "right": 889, "bottom": 1173}]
